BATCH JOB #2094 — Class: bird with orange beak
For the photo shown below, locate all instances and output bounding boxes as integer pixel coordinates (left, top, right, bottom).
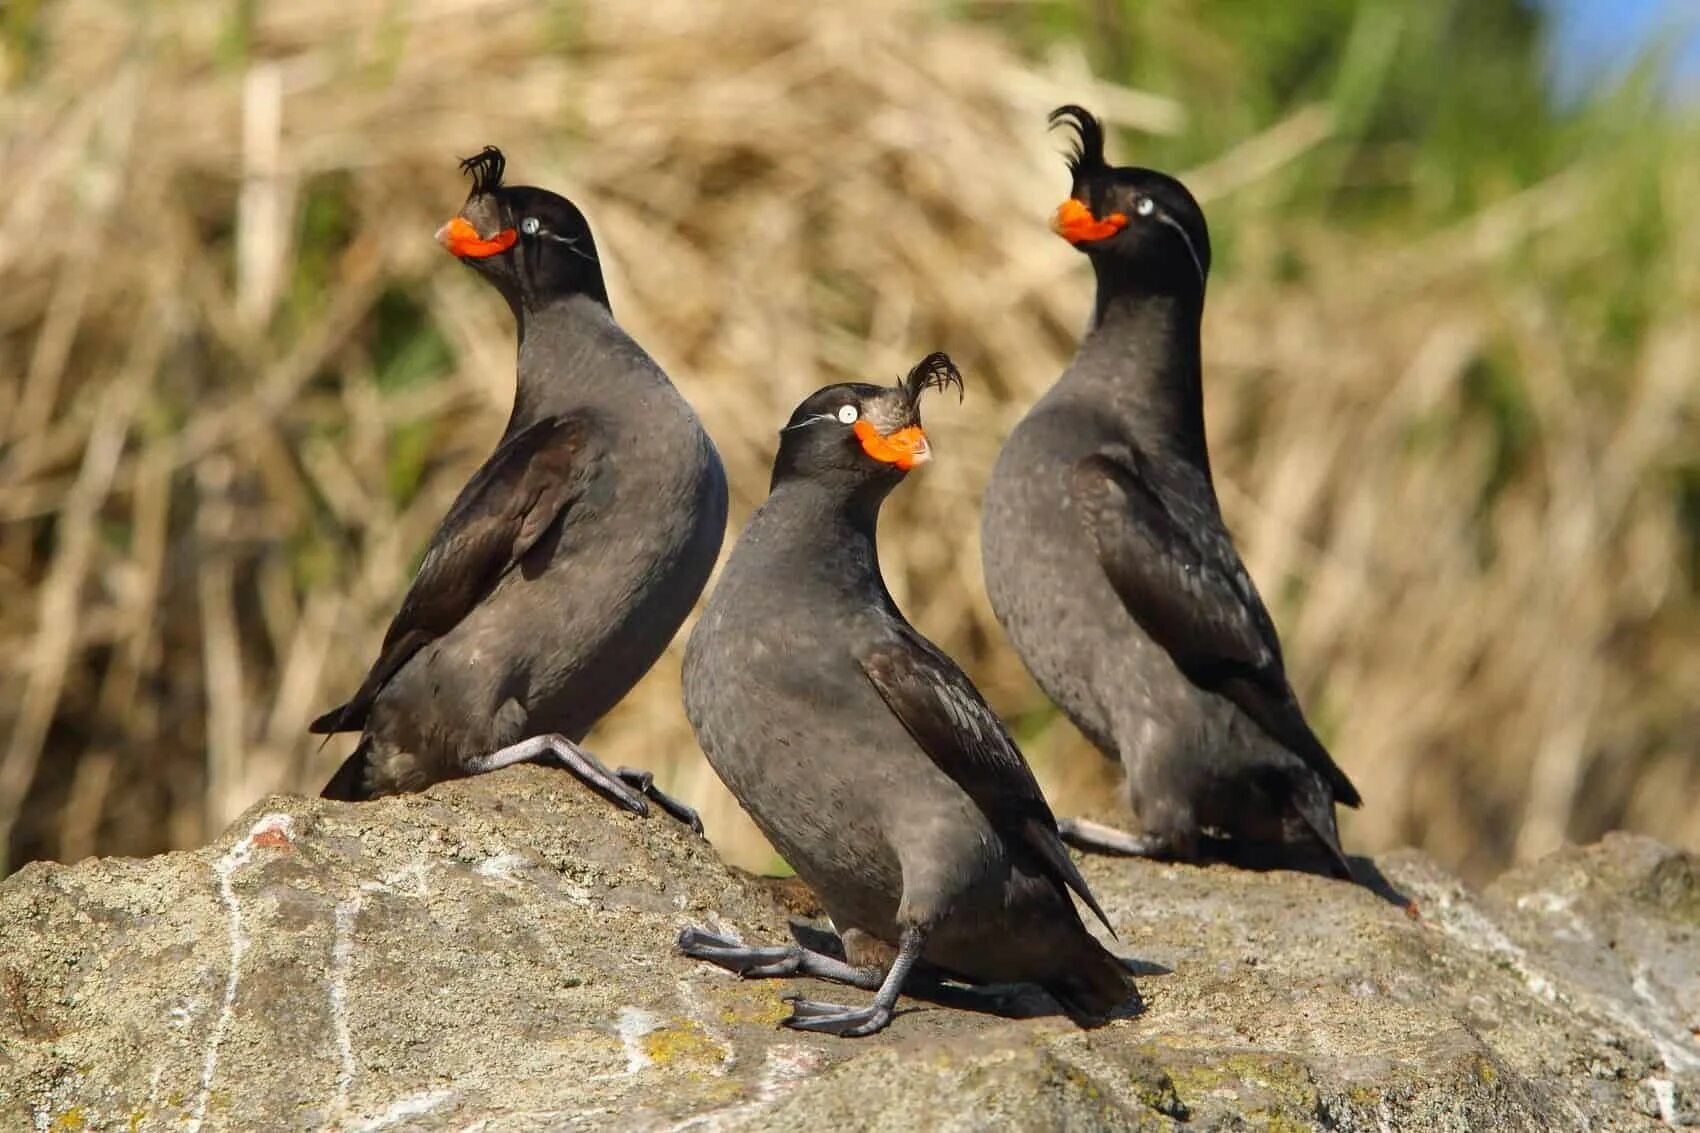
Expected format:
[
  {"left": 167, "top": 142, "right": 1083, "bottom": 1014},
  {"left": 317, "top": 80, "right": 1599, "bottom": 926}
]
[
  {"left": 679, "top": 353, "right": 1136, "bottom": 1038},
  {"left": 311, "top": 147, "right": 727, "bottom": 821},
  {"left": 982, "top": 106, "right": 1364, "bottom": 882}
]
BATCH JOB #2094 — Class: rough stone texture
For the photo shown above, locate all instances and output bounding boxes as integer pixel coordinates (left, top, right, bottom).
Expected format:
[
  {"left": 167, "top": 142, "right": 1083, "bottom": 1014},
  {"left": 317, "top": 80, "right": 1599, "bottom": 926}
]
[{"left": 1, "top": 766, "right": 1695, "bottom": 1131}]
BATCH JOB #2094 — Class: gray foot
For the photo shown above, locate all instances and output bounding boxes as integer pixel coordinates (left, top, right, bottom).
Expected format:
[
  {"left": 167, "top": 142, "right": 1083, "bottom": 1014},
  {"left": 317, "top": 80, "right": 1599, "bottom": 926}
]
[
  {"left": 1057, "top": 817, "right": 1182, "bottom": 858},
  {"left": 466, "top": 734, "right": 649, "bottom": 816},
  {"left": 617, "top": 767, "right": 704, "bottom": 835},
  {"left": 780, "top": 924, "right": 924, "bottom": 1038},
  {"left": 681, "top": 924, "right": 926, "bottom": 1038},
  {"left": 781, "top": 995, "right": 894, "bottom": 1037},
  {"left": 677, "top": 928, "right": 882, "bottom": 988}
]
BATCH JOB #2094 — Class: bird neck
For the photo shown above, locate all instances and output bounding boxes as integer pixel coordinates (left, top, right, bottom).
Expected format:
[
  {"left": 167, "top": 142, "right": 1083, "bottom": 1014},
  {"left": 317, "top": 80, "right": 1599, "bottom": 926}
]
[
  {"left": 751, "top": 478, "right": 891, "bottom": 592},
  {"left": 506, "top": 293, "right": 635, "bottom": 431},
  {"left": 1081, "top": 272, "right": 1211, "bottom": 473}
]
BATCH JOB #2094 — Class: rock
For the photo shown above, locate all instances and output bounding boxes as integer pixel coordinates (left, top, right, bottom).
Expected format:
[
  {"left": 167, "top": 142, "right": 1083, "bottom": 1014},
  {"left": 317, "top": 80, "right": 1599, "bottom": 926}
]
[{"left": 0, "top": 767, "right": 1695, "bottom": 1131}]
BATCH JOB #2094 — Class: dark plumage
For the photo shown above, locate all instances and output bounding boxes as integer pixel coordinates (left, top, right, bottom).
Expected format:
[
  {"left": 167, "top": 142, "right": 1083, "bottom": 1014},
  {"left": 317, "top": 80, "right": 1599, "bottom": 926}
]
[
  {"left": 678, "top": 354, "right": 1134, "bottom": 1037},
  {"left": 980, "top": 106, "right": 1362, "bottom": 878},
  {"left": 312, "top": 147, "right": 727, "bottom": 823}
]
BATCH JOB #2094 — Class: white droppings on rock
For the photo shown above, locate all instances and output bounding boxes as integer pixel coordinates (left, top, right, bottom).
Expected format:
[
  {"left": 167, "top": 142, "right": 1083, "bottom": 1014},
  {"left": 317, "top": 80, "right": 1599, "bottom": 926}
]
[
  {"left": 186, "top": 812, "right": 294, "bottom": 1133},
  {"left": 1434, "top": 880, "right": 1700, "bottom": 1083},
  {"left": 1517, "top": 889, "right": 1593, "bottom": 943},
  {"left": 1630, "top": 964, "right": 1700, "bottom": 1073},
  {"left": 351, "top": 1089, "right": 457, "bottom": 1131},
  {"left": 613, "top": 1006, "right": 662, "bottom": 1076},
  {"left": 1516, "top": 890, "right": 1572, "bottom": 914},
  {"left": 1427, "top": 886, "right": 1564, "bottom": 1006},
  {"left": 452, "top": 1107, "right": 585, "bottom": 1132},
  {"left": 1650, "top": 1077, "right": 1677, "bottom": 1124},
  {"left": 754, "top": 1044, "right": 828, "bottom": 1101},
  {"left": 675, "top": 977, "right": 736, "bottom": 1074},
  {"left": 322, "top": 855, "right": 444, "bottom": 1121},
  {"left": 328, "top": 891, "right": 364, "bottom": 1118},
  {"left": 474, "top": 852, "right": 531, "bottom": 884},
  {"left": 660, "top": 1044, "right": 828, "bottom": 1133},
  {"left": 136, "top": 1064, "right": 163, "bottom": 1131}
]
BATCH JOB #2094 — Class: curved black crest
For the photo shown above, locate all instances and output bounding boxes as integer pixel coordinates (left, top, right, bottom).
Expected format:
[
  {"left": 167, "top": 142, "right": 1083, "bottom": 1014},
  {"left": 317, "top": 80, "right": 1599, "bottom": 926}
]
[
  {"left": 1047, "top": 105, "right": 1108, "bottom": 178},
  {"left": 902, "top": 352, "right": 964, "bottom": 405},
  {"left": 458, "top": 146, "right": 507, "bottom": 196}
]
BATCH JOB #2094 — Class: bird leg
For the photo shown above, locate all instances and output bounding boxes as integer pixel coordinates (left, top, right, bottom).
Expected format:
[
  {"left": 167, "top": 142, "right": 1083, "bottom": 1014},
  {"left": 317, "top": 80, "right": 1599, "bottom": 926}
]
[
  {"left": 466, "top": 734, "right": 646, "bottom": 813},
  {"left": 677, "top": 927, "right": 884, "bottom": 988},
  {"left": 780, "top": 924, "right": 925, "bottom": 1038},
  {"left": 1057, "top": 816, "right": 1185, "bottom": 858},
  {"left": 466, "top": 734, "right": 699, "bottom": 828}
]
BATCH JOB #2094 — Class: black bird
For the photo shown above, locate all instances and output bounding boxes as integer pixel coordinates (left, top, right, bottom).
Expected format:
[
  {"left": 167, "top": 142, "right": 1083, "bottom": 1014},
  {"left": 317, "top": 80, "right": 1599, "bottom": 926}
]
[
  {"left": 311, "top": 146, "right": 726, "bottom": 825},
  {"left": 979, "top": 107, "right": 1362, "bottom": 878},
  {"left": 679, "top": 353, "right": 1134, "bottom": 1037}
]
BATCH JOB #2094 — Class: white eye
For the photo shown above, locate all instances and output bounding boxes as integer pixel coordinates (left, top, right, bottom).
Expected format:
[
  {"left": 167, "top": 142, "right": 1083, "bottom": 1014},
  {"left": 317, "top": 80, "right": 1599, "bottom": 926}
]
[
  {"left": 520, "top": 217, "right": 541, "bottom": 235},
  {"left": 836, "top": 404, "right": 859, "bottom": 424},
  {"left": 1134, "top": 197, "right": 1156, "bottom": 217}
]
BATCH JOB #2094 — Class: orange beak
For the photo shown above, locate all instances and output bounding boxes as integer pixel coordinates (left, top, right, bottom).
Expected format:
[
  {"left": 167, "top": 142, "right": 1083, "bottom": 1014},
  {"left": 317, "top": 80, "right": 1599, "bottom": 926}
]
[
  {"left": 853, "top": 419, "right": 931, "bottom": 470},
  {"left": 1052, "top": 198, "right": 1127, "bottom": 244},
  {"left": 436, "top": 215, "right": 518, "bottom": 259}
]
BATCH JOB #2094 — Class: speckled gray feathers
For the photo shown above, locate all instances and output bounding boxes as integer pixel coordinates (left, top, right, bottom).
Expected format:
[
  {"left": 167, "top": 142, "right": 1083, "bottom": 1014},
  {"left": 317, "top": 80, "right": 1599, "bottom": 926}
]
[
  {"left": 684, "top": 370, "right": 1131, "bottom": 1021},
  {"left": 314, "top": 158, "right": 726, "bottom": 800},
  {"left": 981, "top": 106, "right": 1359, "bottom": 874}
]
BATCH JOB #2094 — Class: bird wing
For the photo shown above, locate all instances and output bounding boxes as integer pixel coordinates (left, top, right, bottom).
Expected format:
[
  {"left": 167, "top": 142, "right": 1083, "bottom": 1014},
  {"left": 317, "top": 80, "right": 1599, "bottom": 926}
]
[
  {"left": 1070, "top": 450, "right": 1360, "bottom": 806},
  {"left": 858, "top": 625, "right": 1114, "bottom": 933},
  {"left": 310, "top": 414, "right": 597, "bottom": 735}
]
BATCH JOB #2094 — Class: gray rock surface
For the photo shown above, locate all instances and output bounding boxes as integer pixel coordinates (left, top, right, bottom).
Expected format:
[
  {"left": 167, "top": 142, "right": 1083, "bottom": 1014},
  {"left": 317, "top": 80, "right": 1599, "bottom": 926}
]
[{"left": 1, "top": 767, "right": 1695, "bottom": 1131}]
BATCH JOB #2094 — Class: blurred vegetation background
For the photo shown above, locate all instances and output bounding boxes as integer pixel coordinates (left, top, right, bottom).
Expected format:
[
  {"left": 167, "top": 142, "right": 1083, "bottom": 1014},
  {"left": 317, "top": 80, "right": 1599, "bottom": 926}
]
[{"left": 1, "top": 0, "right": 1695, "bottom": 883}]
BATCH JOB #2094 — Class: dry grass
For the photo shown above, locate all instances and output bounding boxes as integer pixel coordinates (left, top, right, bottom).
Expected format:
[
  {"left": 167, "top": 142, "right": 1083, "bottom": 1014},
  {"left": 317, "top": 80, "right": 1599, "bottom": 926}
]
[{"left": 1, "top": 0, "right": 1695, "bottom": 881}]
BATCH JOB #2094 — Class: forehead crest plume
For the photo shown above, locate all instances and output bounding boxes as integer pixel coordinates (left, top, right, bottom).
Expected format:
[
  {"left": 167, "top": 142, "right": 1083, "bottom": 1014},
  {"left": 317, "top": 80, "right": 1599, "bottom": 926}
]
[
  {"left": 459, "top": 145, "right": 507, "bottom": 196},
  {"left": 1048, "top": 105, "right": 1108, "bottom": 178},
  {"left": 902, "top": 352, "right": 964, "bottom": 405}
]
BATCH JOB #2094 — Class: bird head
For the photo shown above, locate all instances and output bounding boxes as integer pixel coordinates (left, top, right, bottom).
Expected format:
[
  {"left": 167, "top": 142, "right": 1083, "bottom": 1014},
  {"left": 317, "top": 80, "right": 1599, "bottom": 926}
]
[
  {"left": 770, "top": 352, "right": 964, "bottom": 492},
  {"left": 1047, "top": 105, "right": 1212, "bottom": 300},
  {"left": 436, "top": 146, "right": 608, "bottom": 313}
]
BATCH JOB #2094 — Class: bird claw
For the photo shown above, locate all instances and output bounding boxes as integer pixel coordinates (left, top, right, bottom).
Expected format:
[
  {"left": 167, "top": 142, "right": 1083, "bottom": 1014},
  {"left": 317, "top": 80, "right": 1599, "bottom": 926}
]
[
  {"left": 677, "top": 927, "right": 800, "bottom": 977},
  {"left": 618, "top": 766, "right": 704, "bottom": 835},
  {"left": 577, "top": 769, "right": 651, "bottom": 817},
  {"left": 598, "top": 779, "right": 652, "bottom": 817},
  {"left": 678, "top": 926, "right": 735, "bottom": 952},
  {"left": 781, "top": 995, "right": 893, "bottom": 1037}
]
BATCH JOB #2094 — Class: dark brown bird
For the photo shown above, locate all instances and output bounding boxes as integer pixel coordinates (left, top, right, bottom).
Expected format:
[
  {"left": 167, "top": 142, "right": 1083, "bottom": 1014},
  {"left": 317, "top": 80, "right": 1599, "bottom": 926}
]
[
  {"left": 678, "top": 353, "right": 1134, "bottom": 1037},
  {"left": 980, "top": 107, "right": 1362, "bottom": 878},
  {"left": 311, "top": 147, "right": 726, "bottom": 825}
]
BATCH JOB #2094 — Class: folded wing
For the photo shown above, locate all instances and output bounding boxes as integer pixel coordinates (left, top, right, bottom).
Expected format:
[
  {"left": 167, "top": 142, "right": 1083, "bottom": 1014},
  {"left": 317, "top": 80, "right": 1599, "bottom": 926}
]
[
  {"left": 1070, "top": 450, "right": 1360, "bottom": 807},
  {"left": 310, "top": 414, "right": 597, "bottom": 735}
]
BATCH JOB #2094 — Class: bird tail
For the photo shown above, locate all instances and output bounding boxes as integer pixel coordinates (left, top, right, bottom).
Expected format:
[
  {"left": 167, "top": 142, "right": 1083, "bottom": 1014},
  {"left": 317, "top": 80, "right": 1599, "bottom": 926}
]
[
  {"left": 1043, "top": 932, "right": 1137, "bottom": 1024},
  {"left": 309, "top": 631, "right": 430, "bottom": 736},
  {"left": 1292, "top": 777, "right": 1355, "bottom": 882},
  {"left": 320, "top": 739, "right": 372, "bottom": 801},
  {"left": 309, "top": 700, "right": 359, "bottom": 736}
]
